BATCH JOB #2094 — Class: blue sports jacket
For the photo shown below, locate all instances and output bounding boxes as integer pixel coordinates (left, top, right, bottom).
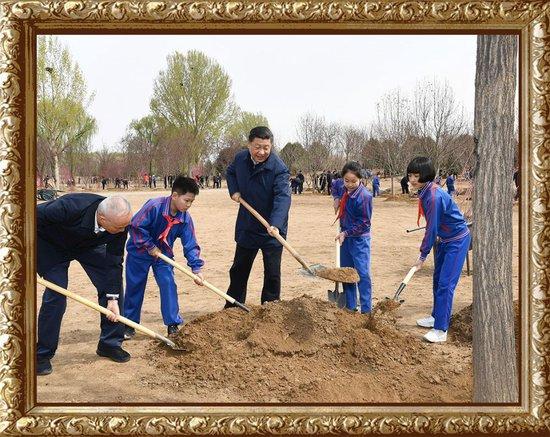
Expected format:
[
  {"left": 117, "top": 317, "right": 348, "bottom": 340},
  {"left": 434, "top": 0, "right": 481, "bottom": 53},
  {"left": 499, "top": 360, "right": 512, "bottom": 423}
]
[
  {"left": 418, "top": 182, "right": 469, "bottom": 261},
  {"left": 226, "top": 149, "right": 291, "bottom": 249},
  {"left": 339, "top": 184, "right": 373, "bottom": 238},
  {"left": 126, "top": 196, "right": 204, "bottom": 273}
]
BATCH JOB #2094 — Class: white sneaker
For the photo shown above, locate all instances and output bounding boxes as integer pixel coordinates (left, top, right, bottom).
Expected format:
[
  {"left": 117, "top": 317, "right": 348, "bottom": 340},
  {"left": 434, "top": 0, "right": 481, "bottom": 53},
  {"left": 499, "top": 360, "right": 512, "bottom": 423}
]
[
  {"left": 416, "top": 315, "right": 435, "bottom": 328},
  {"left": 423, "top": 329, "right": 447, "bottom": 343}
]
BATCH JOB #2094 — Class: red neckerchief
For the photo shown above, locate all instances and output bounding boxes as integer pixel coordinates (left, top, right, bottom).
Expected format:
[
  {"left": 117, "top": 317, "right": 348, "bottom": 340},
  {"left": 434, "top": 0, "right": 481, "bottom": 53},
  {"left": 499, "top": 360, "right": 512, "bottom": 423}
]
[
  {"left": 337, "top": 190, "right": 350, "bottom": 220},
  {"left": 158, "top": 213, "right": 181, "bottom": 248},
  {"left": 417, "top": 199, "right": 424, "bottom": 226}
]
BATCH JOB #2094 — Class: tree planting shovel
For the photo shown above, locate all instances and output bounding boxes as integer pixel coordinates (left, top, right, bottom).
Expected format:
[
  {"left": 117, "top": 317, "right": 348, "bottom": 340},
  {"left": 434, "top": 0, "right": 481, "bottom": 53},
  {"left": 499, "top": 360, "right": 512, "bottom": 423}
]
[
  {"left": 238, "top": 197, "right": 359, "bottom": 283},
  {"left": 327, "top": 235, "right": 346, "bottom": 308},
  {"left": 36, "top": 276, "right": 185, "bottom": 351},
  {"left": 387, "top": 266, "right": 418, "bottom": 304},
  {"left": 156, "top": 253, "right": 250, "bottom": 312}
]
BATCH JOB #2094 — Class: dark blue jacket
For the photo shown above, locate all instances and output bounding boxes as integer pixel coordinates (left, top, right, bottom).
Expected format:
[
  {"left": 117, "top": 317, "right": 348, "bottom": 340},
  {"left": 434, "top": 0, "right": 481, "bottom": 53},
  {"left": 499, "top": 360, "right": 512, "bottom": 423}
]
[
  {"left": 37, "top": 193, "right": 128, "bottom": 294},
  {"left": 226, "top": 149, "right": 291, "bottom": 249}
]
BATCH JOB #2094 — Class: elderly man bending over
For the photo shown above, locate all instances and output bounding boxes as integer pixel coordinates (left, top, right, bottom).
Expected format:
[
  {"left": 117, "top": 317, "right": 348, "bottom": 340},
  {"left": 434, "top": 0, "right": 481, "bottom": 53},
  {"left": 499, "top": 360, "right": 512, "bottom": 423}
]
[{"left": 36, "top": 193, "right": 133, "bottom": 376}]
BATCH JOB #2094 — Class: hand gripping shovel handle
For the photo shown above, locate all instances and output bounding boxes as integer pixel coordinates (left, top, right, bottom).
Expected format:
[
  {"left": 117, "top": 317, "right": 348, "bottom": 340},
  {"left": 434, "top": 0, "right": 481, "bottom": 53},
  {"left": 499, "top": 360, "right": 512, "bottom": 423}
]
[
  {"left": 393, "top": 266, "right": 418, "bottom": 300},
  {"left": 156, "top": 253, "right": 250, "bottom": 312},
  {"left": 36, "top": 276, "right": 178, "bottom": 350},
  {"left": 238, "top": 198, "right": 314, "bottom": 275}
]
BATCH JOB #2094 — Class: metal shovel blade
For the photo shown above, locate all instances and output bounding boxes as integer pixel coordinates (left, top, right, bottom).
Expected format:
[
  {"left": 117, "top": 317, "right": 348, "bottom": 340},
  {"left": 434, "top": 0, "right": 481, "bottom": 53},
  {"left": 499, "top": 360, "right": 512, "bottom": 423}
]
[{"left": 299, "top": 263, "right": 326, "bottom": 277}]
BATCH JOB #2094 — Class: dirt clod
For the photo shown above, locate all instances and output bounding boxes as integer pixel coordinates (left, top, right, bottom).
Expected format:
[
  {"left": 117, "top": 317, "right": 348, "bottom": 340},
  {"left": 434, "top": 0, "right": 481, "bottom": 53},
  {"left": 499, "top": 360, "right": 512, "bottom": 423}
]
[{"left": 316, "top": 267, "right": 360, "bottom": 283}]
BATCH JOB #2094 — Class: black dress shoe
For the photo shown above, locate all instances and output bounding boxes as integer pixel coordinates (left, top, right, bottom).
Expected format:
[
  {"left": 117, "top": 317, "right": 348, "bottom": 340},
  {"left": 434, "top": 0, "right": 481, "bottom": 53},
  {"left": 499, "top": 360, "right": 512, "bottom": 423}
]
[
  {"left": 96, "top": 343, "right": 131, "bottom": 363},
  {"left": 167, "top": 324, "right": 179, "bottom": 336},
  {"left": 37, "top": 358, "right": 52, "bottom": 376}
]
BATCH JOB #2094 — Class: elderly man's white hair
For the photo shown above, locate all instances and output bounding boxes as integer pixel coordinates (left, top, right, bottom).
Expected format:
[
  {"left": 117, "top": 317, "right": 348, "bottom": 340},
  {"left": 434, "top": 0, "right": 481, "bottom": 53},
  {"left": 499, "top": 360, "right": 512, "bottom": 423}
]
[{"left": 97, "top": 196, "right": 131, "bottom": 218}]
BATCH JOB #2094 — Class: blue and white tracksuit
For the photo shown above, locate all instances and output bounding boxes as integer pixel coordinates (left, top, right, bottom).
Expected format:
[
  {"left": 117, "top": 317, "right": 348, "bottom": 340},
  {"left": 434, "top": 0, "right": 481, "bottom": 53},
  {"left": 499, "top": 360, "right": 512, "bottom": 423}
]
[
  {"left": 372, "top": 176, "right": 380, "bottom": 197},
  {"left": 446, "top": 175, "right": 455, "bottom": 196},
  {"left": 124, "top": 196, "right": 204, "bottom": 326},
  {"left": 418, "top": 182, "right": 470, "bottom": 331},
  {"left": 339, "top": 184, "right": 373, "bottom": 313}
]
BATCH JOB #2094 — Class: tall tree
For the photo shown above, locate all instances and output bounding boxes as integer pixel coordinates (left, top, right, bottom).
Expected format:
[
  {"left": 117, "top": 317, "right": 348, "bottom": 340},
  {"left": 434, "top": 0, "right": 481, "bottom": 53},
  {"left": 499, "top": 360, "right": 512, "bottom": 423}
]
[
  {"left": 150, "top": 50, "right": 236, "bottom": 172},
  {"left": 472, "top": 35, "right": 518, "bottom": 402},
  {"left": 411, "top": 78, "right": 469, "bottom": 173},
  {"left": 122, "top": 115, "right": 162, "bottom": 180},
  {"left": 372, "top": 90, "right": 415, "bottom": 194},
  {"left": 37, "top": 36, "right": 96, "bottom": 190},
  {"left": 223, "top": 110, "right": 269, "bottom": 147},
  {"left": 279, "top": 142, "right": 305, "bottom": 174}
]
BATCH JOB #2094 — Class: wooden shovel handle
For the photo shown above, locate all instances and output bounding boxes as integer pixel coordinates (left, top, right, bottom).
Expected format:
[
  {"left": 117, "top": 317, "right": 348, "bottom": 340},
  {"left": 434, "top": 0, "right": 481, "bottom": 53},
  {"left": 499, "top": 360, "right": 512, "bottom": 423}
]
[
  {"left": 156, "top": 253, "right": 250, "bottom": 312},
  {"left": 36, "top": 276, "right": 172, "bottom": 345},
  {"left": 238, "top": 198, "right": 313, "bottom": 273}
]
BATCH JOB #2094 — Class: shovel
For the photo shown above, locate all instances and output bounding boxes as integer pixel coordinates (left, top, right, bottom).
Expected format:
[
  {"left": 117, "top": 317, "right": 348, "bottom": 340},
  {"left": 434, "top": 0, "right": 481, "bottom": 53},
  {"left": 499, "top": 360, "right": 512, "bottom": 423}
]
[
  {"left": 327, "top": 230, "right": 346, "bottom": 308},
  {"left": 36, "top": 276, "right": 185, "bottom": 351},
  {"left": 387, "top": 266, "right": 418, "bottom": 303},
  {"left": 238, "top": 198, "right": 359, "bottom": 283},
  {"left": 156, "top": 253, "right": 250, "bottom": 312}
]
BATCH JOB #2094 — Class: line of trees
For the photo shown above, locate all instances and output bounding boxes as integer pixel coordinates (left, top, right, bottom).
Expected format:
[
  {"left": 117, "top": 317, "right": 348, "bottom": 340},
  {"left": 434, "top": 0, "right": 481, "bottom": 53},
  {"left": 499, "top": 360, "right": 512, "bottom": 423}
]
[
  {"left": 37, "top": 37, "right": 269, "bottom": 188},
  {"left": 279, "top": 79, "right": 474, "bottom": 193},
  {"left": 37, "top": 37, "right": 475, "bottom": 192}
]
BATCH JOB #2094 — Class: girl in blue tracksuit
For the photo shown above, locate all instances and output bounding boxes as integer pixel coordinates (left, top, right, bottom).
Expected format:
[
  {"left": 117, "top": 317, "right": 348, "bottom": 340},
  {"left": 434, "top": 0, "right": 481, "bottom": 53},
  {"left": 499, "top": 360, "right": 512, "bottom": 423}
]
[
  {"left": 335, "top": 162, "right": 373, "bottom": 313},
  {"left": 407, "top": 157, "right": 470, "bottom": 343},
  {"left": 124, "top": 176, "right": 204, "bottom": 338}
]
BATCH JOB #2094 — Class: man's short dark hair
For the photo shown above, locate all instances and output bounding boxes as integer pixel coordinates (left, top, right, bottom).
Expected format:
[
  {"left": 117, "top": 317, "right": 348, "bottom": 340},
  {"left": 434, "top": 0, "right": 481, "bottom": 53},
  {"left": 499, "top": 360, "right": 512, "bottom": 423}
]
[
  {"left": 406, "top": 157, "right": 436, "bottom": 183},
  {"left": 172, "top": 175, "right": 199, "bottom": 195},
  {"left": 248, "top": 126, "right": 273, "bottom": 143}
]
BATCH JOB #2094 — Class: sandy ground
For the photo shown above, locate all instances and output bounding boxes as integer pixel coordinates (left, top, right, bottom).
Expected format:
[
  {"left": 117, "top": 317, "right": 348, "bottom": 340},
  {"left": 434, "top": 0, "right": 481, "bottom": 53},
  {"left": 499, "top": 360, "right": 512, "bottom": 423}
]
[{"left": 36, "top": 184, "right": 519, "bottom": 403}]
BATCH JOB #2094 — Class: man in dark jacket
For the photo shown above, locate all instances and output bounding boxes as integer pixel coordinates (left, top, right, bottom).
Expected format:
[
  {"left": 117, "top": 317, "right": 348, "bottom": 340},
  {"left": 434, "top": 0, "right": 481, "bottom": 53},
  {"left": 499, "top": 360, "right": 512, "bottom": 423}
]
[
  {"left": 36, "top": 193, "right": 133, "bottom": 376},
  {"left": 224, "top": 126, "right": 291, "bottom": 306}
]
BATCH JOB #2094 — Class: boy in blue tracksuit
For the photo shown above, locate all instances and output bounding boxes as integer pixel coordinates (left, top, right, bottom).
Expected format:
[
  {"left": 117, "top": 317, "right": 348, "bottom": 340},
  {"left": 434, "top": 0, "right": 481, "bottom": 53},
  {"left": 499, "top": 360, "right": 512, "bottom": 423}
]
[
  {"left": 407, "top": 157, "right": 471, "bottom": 343},
  {"left": 372, "top": 173, "right": 380, "bottom": 197},
  {"left": 335, "top": 162, "right": 373, "bottom": 313},
  {"left": 124, "top": 176, "right": 204, "bottom": 338}
]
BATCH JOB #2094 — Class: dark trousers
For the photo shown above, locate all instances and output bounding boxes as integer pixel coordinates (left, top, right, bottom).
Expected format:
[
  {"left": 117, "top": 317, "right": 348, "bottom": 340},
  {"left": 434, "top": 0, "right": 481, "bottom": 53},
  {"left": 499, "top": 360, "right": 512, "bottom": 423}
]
[
  {"left": 37, "top": 238, "right": 124, "bottom": 360},
  {"left": 224, "top": 244, "right": 283, "bottom": 306}
]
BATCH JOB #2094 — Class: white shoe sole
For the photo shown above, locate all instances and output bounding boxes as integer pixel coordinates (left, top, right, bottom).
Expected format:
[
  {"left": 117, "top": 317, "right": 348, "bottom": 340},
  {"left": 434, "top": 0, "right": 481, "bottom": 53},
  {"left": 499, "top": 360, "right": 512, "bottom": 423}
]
[{"left": 416, "top": 320, "right": 435, "bottom": 328}]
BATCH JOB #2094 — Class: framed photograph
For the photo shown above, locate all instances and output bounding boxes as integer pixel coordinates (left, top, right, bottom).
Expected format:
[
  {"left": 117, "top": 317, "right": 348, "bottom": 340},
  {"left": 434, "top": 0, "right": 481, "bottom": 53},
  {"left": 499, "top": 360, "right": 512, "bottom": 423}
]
[{"left": 0, "top": 0, "right": 546, "bottom": 434}]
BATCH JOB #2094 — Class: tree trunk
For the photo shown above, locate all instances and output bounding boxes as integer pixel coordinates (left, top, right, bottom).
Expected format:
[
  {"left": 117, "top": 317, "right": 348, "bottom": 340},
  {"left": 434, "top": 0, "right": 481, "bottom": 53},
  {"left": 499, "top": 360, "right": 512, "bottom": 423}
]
[
  {"left": 390, "top": 175, "right": 394, "bottom": 196},
  {"left": 53, "top": 153, "right": 61, "bottom": 191},
  {"left": 472, "top": 35, "right": 518, "bottom": 402}
]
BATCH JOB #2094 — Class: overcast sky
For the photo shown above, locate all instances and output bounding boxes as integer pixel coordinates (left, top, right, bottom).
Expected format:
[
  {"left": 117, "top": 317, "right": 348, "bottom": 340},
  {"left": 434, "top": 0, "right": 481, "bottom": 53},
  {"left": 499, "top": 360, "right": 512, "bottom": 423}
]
[{"left": 51, "top": 35, "right": 477, "bottom": 151}]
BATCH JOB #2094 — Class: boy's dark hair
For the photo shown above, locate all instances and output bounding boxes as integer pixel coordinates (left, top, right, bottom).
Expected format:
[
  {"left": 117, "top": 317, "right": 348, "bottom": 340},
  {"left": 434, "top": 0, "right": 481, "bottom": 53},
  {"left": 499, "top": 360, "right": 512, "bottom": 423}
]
[
  {"left": 248, "top": 126, "right": 273, "bottom": 143},
  {"left": 341, "top": 161, "right": 363, "bottom": 179},
  {"left": 172, "top": 175, "right": 199, "bottom": 195},
  {"left": 406, "top": 156, "right": 436, "bottom": 183}
]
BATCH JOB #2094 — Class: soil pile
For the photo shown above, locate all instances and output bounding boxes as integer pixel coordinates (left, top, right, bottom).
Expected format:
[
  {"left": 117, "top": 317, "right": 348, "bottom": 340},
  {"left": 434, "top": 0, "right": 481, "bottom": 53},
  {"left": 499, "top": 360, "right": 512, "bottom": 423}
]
[
  {"left": 143, "top": 295, "right": 471, "bottom": 403},
  {"left": 450, "top": 300, "right": 519, "bottom": 345}
]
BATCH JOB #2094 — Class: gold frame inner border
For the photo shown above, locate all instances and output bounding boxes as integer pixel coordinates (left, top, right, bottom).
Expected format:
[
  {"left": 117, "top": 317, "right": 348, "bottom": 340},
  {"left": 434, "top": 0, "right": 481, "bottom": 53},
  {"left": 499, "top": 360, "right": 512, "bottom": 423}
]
[{"left": 0, "top": 1, "right": 547, "bottom": 434}]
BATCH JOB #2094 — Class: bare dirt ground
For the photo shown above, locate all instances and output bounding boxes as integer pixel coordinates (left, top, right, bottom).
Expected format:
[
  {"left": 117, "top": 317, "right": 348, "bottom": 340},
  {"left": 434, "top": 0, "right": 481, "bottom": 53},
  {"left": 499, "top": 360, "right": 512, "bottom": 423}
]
[{"left": 37, "top": 182, "right": 519, "bottom": 403}]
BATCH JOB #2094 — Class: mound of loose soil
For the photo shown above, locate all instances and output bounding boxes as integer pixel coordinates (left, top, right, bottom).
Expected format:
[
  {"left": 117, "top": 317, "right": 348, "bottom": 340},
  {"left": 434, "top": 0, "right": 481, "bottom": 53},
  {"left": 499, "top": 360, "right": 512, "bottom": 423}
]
[
  {"left": 450, "top": 300, "right": 519, "bottom": 345},
  {"left": 316, "top": 267, "right": 360, "bottom": 283},
  {"left": 143, "top": 295, "right": 472, "bottom": 403}
]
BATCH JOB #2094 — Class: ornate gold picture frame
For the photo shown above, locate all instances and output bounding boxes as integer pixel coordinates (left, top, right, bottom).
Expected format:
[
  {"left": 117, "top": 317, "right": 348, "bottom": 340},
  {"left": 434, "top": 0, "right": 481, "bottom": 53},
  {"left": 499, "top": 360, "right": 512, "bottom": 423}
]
[{"left": 0, "top": 0, "right": 547, "bottom": 434}]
